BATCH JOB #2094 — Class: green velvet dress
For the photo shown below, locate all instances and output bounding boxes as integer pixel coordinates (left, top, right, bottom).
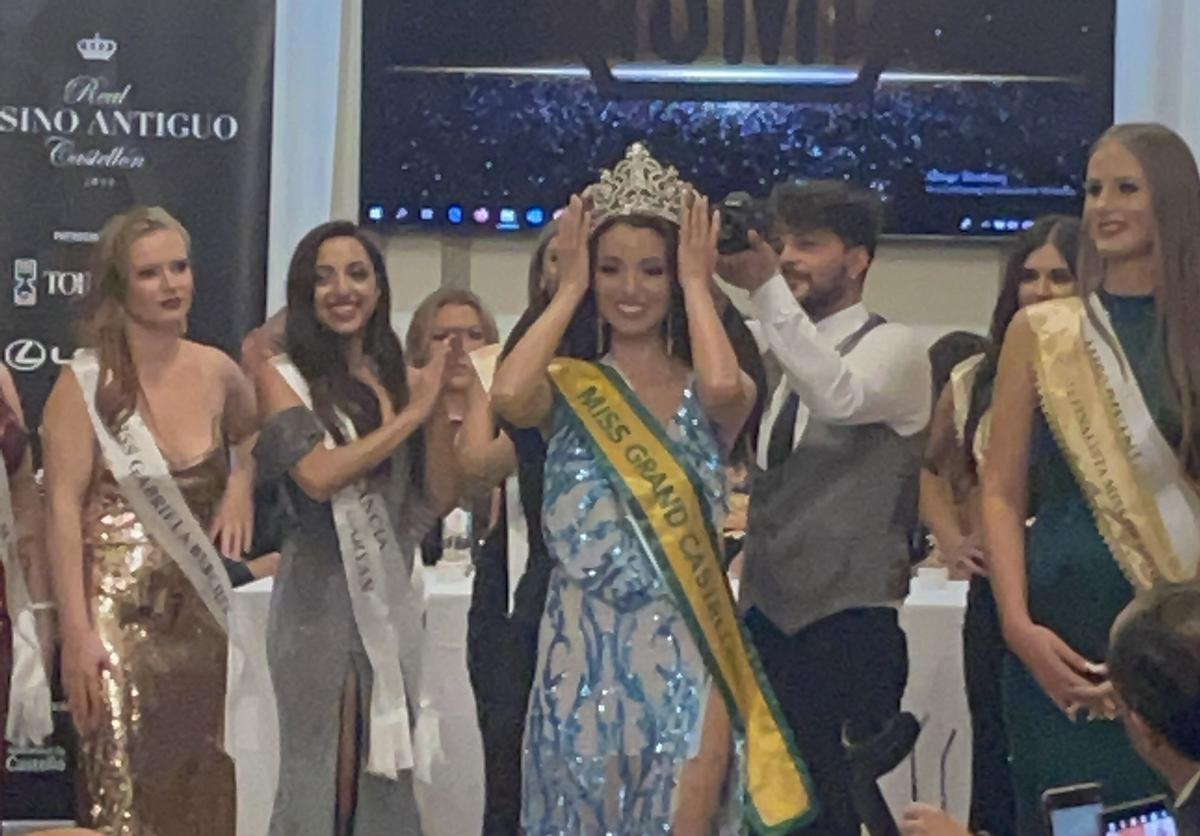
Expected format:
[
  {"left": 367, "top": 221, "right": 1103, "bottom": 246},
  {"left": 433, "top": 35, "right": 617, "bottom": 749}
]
[{"left": 1003, "top": 292, "right": 1176, "bottom": 834}]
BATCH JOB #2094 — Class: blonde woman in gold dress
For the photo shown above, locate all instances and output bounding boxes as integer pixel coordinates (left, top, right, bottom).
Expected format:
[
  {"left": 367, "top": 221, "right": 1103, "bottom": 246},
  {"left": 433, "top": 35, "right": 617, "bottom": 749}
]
[{"left": 43, "top": 207, "right": 258, "bottom": 835}]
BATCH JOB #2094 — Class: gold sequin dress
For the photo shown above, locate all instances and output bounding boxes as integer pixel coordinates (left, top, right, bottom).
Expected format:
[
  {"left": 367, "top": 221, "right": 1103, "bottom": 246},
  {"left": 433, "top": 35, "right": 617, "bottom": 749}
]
[{"left": 78, "top": 447, "right": 236, "bottom": 836}]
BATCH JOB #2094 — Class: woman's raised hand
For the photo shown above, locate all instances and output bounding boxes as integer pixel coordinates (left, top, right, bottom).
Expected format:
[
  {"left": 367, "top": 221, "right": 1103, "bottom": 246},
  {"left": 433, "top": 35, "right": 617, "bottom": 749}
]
[
  {"left": 555, "top": 195, "right": 592, "bottom": 302},
  {"left": 678, "top": 192, "right": 721, "bottom": 293}
]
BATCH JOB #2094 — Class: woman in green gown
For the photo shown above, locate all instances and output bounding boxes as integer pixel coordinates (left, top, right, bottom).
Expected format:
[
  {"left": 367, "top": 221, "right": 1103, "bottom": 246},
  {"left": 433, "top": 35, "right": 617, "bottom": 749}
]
[{"left": 983, "top": 122, "right": 1200, "bottom": 834}]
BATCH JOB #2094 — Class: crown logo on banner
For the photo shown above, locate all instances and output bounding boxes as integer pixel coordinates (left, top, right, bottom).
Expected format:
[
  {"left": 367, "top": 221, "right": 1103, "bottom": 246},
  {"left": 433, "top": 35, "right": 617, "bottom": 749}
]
[
  {"left": 586, "top": 143, "right": 693, "bottom": 227},
  {"left": 77, "top": 33, "right": 118, "bottom": 62}
]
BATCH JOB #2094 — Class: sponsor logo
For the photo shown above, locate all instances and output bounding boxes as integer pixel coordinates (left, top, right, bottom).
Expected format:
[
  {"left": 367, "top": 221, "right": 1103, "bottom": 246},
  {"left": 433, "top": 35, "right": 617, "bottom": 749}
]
[
  {"left": 47, "top": 269, "right": 91, "bottom": 297},
  {"left": 6, "top": 744, "right": 68, "bottom": 773},
  {"left": 11, "top": 261, "right": 91, "bottom": 305},
  {"left": 53, "top": 229, "right": 100, "bottom": 244},
  {"left": 13, "top": 258, "right": 37, "bottom": 306},
  {"left": 77, "top": 32, "right": 118, "bottom": 62},
  {"left": 4, "top": 338, "right": 70, "bottom": 373},
  {"left": 0, "top": 33, "right": 239, "bottom": 172}
]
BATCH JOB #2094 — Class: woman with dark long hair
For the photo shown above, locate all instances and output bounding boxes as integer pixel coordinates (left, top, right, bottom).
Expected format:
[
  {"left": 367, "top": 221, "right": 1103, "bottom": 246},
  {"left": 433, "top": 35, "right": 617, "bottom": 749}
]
[
  {"left": 43, "top": 206, "right": 258, "bottom": 834},
  {"left": 492, "top": 145, "right": 805, "bottom": 835},
  {"left": 254, "top": 221, "right": 460, "bottom": 835},
  {"left": 920, "top": 215, "right": 1080, "bottom": 835},
  {"left": 984, "top": 123, "right": 1200, "bottom": 833}
]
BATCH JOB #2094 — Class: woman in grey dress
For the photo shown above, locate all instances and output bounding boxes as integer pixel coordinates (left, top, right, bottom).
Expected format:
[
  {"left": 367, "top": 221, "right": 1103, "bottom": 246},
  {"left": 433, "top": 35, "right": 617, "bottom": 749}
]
[{"left": 254, "top": 221, "right": 461, "bottom": 835}]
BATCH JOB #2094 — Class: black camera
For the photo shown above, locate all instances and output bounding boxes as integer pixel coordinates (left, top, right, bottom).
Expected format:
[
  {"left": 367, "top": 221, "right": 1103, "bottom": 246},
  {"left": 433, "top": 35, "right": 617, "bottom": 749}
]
[{"left": 717, "top": 191, "right": 771, "bottom": 255}]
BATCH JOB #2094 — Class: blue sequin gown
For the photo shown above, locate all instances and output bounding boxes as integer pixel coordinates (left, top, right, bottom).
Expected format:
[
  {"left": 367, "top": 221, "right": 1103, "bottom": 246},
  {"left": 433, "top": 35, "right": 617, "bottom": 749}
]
[{"left": 521, "top": 367, "right": 728, "bottom": 836}]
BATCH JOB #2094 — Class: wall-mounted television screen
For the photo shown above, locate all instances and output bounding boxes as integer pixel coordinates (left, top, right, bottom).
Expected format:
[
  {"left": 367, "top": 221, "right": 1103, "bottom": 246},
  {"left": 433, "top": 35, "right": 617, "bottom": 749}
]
[{"left": 361, "top": 0, "right": 1114, "bottom": 237}]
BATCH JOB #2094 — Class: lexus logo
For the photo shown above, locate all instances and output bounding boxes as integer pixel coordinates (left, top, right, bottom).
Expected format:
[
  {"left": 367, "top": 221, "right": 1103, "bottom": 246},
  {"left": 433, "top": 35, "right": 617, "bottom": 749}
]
[
  {"left": 5, "top": 339, "right": 46, "bottom": 372},
  {"left": 4, "top": 339, "right": 69, "bottom": 373}
]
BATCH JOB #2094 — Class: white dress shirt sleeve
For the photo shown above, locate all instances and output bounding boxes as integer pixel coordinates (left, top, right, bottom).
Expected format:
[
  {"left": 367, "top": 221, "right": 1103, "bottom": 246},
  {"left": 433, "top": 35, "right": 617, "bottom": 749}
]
[{"left": 749, "top": 274, "right": 931, "bottom": 437}]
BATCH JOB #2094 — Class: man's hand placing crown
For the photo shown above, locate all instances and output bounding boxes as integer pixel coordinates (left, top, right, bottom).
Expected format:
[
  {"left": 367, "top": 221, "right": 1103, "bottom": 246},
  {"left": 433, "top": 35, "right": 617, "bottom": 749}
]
[{"left": 716, "top": 230, "right": 779, "bottom": 293}]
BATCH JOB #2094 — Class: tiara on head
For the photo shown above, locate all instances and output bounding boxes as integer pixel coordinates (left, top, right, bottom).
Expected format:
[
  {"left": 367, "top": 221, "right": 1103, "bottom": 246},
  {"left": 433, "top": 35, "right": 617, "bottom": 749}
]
[{"left": 585, "top": 143, "right": 693, "bottom": 227}]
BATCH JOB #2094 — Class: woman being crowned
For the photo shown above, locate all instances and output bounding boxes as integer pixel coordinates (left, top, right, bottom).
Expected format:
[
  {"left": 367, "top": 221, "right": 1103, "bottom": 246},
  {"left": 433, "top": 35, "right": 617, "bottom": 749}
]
[
  {"left": 983, "top": 123, "right": 1200, "bottom": 833},
  {"left": 492, "top": 145, "right": 814, "bottom": 835}
]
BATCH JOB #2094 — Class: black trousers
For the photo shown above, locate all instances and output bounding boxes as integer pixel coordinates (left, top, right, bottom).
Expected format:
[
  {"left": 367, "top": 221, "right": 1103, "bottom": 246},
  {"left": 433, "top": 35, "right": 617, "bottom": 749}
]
[
  {"left": 963, "top": 577, "right": 1016, "bottom": 835},
  {"left": 467, "top": 610, "right": 538, "bottom": 835},
  {"left": 745, "top": 606, "right": 909, "bottom": 836},
  {"left": 466, "top": 515, "right": 551, "bottom": 836}
]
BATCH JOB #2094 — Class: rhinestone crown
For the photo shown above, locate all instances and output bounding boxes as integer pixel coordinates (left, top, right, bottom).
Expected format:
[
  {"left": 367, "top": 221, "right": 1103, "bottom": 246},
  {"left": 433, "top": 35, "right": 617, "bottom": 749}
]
[{"left": 586, "top": 143, "right": 692, "bottom": 226}]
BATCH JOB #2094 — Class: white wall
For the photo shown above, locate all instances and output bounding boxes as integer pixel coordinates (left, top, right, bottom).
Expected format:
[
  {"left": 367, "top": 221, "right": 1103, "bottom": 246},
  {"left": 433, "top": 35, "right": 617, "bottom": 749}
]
[
  {"left": 272, "top": 0, "right": 1200, "bottom": 346},
  {"left": 365, "top": 233, "right": 1002, "bottom": 346}
]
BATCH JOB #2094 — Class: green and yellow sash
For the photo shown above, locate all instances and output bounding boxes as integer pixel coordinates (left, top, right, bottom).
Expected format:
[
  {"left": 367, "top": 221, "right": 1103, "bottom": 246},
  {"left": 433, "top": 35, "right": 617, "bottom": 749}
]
[
  {"left": 547, "top": 357, "right": 817, "bottom": 834},
  {"left": 1027, "top": 296, "right": 1200, "bottom": 588}
]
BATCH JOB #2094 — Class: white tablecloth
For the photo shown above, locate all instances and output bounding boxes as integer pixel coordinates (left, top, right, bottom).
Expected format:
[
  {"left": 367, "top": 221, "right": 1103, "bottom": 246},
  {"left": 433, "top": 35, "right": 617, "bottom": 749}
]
[
  {"left": 227, "top": 565, "right": 484, "bottom": 836},
  {"left": 228, "top": 571, "right": 969, "bottom": 834},
  {"left": 880, "top": 574, "right": 972, "bottom": 823}
]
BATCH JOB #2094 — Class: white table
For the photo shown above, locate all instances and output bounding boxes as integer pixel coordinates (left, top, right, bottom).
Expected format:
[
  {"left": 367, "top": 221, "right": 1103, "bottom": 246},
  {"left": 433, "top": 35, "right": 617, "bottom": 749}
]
[
  {"left": 227, "top": 566, "right": 484, "bottom": 836},
  {"left": 228, "top": 571, "right": 969, "bottom": 835},
  {"left": 880, "top": 574, "right": 972, "bottom": 824}
]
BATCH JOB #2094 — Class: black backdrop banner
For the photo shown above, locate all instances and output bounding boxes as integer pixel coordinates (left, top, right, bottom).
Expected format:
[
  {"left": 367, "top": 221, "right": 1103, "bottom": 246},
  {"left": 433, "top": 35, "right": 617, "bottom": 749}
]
[
  {"left": 0, "top": 1, "right": 273, "bottom": 819},
  {"left": 0, "top": 0, "right": 274, "bottom": 436}
]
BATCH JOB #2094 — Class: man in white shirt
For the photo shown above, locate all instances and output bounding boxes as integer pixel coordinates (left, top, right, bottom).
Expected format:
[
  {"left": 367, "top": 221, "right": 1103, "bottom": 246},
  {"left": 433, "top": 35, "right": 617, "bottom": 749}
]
[{"left": 720, "top": 180, "right": 931, "bottom": 836}]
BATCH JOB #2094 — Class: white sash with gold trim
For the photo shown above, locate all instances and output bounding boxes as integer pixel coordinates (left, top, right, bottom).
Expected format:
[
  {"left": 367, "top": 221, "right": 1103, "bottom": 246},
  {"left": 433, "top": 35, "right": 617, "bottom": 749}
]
[
  {"left": 1028, "top": 296, "right": 1200, "bottom": 587},
  {"left": 948, "top": 352, "right": 993, "bottom": 467},
  {"left": 1083, "top": 296, "right": 1200, "bottom": 579},
  {"left": 71, "top": 349, "right": 246, "bottom": 754},
  {"left": 0, "top": 457, "right": 52, "bottom": 745},
  {"left": 271, "top": 356, "right": 425, "bottom": 779}
]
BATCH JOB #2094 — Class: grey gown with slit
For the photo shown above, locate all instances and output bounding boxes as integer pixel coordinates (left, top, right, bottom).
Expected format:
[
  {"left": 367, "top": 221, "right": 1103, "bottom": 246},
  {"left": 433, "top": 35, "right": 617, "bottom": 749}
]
[{"left": 256, "top": 405, "right": 437, "bottom": 836}]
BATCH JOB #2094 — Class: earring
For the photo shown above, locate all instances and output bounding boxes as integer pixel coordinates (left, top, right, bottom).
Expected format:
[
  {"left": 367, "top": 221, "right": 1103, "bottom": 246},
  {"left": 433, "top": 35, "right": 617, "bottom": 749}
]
[
  {"left": 666, "top": 314, "right": 674, "bottom": 356},
  {"left": 596, "top": 315, "right": 605, "bottom": 355}
]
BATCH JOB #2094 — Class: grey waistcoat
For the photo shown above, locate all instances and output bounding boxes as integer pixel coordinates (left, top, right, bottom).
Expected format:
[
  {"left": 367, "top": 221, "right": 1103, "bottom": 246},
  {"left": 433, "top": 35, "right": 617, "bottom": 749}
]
[{"left": 740, "top": 316, "right": 926, "bottom": 635}]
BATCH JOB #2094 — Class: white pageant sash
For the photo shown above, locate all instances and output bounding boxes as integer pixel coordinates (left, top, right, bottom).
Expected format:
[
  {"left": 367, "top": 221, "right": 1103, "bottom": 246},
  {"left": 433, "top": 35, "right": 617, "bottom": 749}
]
[
  {"left": 0, "top": 457, "right": 52, "bottom": 745},
  {"left": 271, "top": 356, "right": 425, "bottom": 779},
  {"left": 1083, "top": 297, "right": 1200, "bottom": 579},
  {"left": 71, "top": 350, "right": 245, "bottom": 754}
]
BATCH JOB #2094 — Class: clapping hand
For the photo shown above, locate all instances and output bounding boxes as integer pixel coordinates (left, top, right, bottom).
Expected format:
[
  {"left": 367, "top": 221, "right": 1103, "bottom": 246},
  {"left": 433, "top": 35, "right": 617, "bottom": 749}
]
[{"left": 407, "top": 338, "right": 453, "bottom": 422}]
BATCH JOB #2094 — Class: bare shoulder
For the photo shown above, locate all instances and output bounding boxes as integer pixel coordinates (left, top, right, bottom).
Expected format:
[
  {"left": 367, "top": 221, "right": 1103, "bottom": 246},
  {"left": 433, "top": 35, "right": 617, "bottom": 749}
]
[
  {"left": 183, "top": 340, "right": 239, "bottom": 374},
  {"left": 1011, "top": 297, "right": 1083, "bottom": 340},
  {"left": 254, "top": 355, "right": 303, "bottom": 417},
  {"left": 993, "top": 310, "right": 1039, "bottom": 387},
  {"left": 180, "top": 340, "right": 247, "bottom": 394},
  {"left": 1000, "top": 309, "right": 1036, "bottom": 356}
]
